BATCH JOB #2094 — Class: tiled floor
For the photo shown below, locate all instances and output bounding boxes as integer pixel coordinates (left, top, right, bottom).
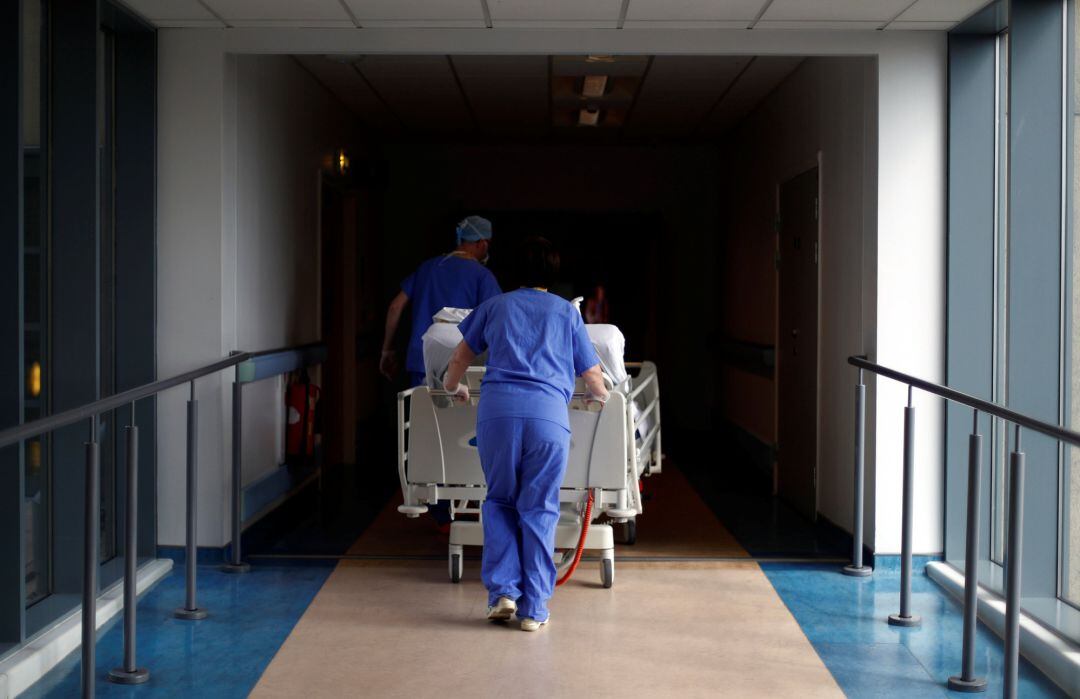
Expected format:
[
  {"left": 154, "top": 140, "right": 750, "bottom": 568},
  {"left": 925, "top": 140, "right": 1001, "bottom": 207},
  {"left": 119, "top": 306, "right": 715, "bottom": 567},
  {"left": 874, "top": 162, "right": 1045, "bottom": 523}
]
[
  {"left": 761, "top": 562, "right": 1068, "bottom": 698},
  {"left": 22, "top": 564, "right": 333, "bottom": 698}
]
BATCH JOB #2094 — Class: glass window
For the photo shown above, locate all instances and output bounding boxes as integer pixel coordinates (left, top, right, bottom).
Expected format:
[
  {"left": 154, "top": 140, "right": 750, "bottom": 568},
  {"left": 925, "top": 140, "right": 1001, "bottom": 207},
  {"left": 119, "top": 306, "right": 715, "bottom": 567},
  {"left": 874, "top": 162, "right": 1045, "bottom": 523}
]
[
  {"left": 1065, "top": 1, "right": 1080, "bottom": 607},
  {"left": 22, "top": 0, "right": 50, "bottom": 607}
]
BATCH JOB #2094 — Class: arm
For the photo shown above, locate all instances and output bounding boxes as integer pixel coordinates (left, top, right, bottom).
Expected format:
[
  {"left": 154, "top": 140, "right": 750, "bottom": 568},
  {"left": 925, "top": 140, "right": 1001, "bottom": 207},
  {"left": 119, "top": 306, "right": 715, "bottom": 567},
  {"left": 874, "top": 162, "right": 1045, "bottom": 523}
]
[
  {"left": 443, "top": 341, "right": 477, "bottom": 403},
  {"left": 379, "top": 290, "right": 409, "bottom": 379},
  {"left": 580, "top": 364, "right": 610, "bottom": 405}
]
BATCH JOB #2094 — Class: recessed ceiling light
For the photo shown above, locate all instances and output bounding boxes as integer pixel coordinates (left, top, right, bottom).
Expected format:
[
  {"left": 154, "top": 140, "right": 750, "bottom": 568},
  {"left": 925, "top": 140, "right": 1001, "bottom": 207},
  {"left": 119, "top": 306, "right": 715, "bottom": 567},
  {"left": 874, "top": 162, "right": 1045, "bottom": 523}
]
[
  {"left": 585, "top": 54, "right": 615, "bottom": 64},
  {"left": 579, "top": 106, "right": 601, "bottom": 127},
  {"left": 582, "top": 75, "right": 608, "bottom": 98}
]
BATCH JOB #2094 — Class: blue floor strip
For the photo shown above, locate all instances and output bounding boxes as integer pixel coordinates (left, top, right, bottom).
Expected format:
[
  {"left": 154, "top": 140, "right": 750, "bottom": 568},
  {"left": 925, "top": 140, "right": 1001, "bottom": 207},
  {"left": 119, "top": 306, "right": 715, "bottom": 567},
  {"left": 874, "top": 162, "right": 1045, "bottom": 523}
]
[
  {"left": 760, "top": 562, "right": 1067, "bottom": 698},
  {"left": 24, "top": 563, "right": 334, "bottom": 698}
]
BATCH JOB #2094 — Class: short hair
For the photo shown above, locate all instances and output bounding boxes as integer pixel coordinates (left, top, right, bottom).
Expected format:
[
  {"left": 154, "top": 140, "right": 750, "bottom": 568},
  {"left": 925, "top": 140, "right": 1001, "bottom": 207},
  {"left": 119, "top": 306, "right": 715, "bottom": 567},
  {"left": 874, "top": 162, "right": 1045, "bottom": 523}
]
[{"left": 515, "top": 236, "right": 560, "bottom": 289}]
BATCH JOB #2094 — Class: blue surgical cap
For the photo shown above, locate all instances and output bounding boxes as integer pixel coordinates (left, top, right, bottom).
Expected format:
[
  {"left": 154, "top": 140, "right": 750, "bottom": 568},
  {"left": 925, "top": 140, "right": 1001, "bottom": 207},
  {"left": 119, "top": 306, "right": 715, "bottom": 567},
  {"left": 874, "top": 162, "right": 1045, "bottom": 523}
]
[{"left": 456, "top": 215, "right": 493, "bottom": 244}]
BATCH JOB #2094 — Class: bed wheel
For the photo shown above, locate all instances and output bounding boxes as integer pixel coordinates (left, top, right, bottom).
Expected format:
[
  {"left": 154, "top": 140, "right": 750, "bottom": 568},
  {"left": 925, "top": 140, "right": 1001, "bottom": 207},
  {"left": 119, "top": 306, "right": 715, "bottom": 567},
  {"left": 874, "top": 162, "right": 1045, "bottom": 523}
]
[
  {"left": 622, "top": 519, "right": 637, "bottom": 545},
  {"left": 449, "top": 548, "right": 463, "bottom": 583},
  {"left": 601, "top": 557, "right": 614, "bottom": 589}
]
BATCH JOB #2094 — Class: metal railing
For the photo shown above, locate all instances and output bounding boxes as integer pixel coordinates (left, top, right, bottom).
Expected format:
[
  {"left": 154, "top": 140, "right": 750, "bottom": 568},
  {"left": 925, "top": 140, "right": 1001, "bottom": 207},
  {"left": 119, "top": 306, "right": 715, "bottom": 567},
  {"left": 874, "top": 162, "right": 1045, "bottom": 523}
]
[
  {"left": 842, "top": 355, "right": 1080, "bottom": 698},
  {"left": 0, "top": 343, "right": 324, "bottom": 698}
]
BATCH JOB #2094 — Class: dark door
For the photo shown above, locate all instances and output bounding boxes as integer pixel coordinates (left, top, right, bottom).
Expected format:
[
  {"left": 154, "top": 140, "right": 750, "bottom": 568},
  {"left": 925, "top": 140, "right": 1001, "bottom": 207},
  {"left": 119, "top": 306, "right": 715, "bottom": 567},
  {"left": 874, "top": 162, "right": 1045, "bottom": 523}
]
[{"left": 777, "top": 167, "right": 819, "bottom": 521}]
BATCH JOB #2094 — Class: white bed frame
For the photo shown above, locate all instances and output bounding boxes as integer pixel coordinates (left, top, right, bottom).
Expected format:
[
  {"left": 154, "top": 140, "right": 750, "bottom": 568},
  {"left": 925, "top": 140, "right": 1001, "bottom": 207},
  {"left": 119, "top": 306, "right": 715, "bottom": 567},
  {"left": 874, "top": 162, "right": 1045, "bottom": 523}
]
[{"left": 396, "top": 362, "right": 661, "bottom": 588}]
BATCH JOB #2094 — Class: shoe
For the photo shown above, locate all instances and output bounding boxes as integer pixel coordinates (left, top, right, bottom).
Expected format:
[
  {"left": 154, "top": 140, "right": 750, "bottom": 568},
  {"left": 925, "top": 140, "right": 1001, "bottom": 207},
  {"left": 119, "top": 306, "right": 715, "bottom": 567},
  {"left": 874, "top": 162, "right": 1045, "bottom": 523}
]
[
  {"left": 520, "top": 617, "right": 548, "bottom": 632},
  {"left": 486, "top": 597, "right": 516, "bottom": 621}
]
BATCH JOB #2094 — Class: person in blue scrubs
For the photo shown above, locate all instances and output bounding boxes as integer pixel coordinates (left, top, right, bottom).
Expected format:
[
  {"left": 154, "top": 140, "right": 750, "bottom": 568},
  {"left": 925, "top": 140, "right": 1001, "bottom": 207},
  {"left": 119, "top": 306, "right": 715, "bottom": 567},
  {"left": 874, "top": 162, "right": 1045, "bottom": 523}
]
[
  {"left": 442, "top": 237, "right": 610, "bottom": 632},
  {"left": 379, "top": 215, "right": 502, "bottom": 387}
]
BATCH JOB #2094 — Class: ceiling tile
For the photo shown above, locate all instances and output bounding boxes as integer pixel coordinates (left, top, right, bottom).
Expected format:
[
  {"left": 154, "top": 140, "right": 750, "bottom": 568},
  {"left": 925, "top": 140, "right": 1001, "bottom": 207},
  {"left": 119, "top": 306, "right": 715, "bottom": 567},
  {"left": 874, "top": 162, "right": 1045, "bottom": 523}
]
[
  {"left": 884, "top": 21, "right": 956, "bottom": 30},
  {"left": 625, "top": 0, "right": 766, "bottom": 21},
  {"left": 622, "top": 20, "right": 751, "bottom": 28},
  {"left": 703, "top": 56, "right": 803, "bottom": 134},
  {"left": 118, "top": 0, "right": 222, "bottom": 23},
  {"left": 343, "top": 0, "right": 484, "bottom": 25},
  {"left": 624, "top": 56, "right": 749, "bottom": 137},
  {"left": 203, "top": 0, "right": 352, "bottom": 24},
  {"left": 893, "top": 0, "right": 993, "bottom": 23},
  {"left": 754, "top": 20, "right": 885, "bottom": 29},
  {"left": 451, "top": 55, "right": 549, "bottom": 134},
  {"left": 354, "top": 55, "right": 473, "bottom": 132},
  {"left": 488, "top": 0, "right": 622, "bottom": 25},
  {"left": 762, "top": 0, "right": 912, "bottom": 22}
]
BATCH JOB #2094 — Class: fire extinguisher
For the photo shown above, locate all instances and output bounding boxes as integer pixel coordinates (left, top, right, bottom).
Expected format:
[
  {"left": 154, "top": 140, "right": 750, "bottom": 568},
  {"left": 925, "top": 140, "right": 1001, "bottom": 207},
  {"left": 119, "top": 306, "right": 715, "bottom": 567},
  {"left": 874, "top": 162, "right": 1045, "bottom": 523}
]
[{"left": 286, "top": 369, "right": 320, "bottom": 459}]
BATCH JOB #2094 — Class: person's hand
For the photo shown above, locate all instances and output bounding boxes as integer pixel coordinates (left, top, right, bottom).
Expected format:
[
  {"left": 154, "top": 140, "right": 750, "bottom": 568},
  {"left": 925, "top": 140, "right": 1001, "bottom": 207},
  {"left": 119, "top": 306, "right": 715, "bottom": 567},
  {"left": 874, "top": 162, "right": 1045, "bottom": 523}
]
[
  {"left": 585, "top": 388, "right": 609, "bottom": 408},
  {"left": 446, "top": 381, "right": 470, "bottom": 404},
  {"left": 379, "top": 350, "right": 398, "bottom": 379}
]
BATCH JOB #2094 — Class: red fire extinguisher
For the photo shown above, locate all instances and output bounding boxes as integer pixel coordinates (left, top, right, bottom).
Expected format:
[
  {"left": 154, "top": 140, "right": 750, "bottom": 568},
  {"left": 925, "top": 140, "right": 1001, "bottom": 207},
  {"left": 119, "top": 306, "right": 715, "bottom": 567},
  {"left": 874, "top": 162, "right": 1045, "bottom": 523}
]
[{"left": 286, "top": 369, "right": 320, "bottom": 459}]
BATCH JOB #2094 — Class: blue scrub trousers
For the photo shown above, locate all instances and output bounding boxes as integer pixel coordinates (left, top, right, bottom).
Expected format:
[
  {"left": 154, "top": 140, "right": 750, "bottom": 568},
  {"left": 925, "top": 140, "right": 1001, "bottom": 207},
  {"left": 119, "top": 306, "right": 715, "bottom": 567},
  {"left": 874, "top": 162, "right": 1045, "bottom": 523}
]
[{"left": 476, "top": 416, "right": 570, "bottom": 622}]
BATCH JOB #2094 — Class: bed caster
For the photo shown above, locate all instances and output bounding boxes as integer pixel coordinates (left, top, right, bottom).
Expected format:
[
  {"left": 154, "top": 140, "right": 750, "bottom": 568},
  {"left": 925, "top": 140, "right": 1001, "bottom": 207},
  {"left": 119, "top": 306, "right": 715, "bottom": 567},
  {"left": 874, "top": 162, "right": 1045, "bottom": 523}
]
[
  {"left": 600, "top": 554, "right": 614, "bottom": 589},
  {"left": 622, "top": 519, "right": 637, "bottom": 545},
  {"left": 449, "top": 545, "right": 463, "bottom": 583}
]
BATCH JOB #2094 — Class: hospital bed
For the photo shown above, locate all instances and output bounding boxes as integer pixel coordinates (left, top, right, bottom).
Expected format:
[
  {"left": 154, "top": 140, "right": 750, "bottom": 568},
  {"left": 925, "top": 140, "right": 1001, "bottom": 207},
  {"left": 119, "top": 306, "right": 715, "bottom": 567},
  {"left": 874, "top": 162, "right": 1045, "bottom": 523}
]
[{"left": 396, "top": 314, "right": 662, "bottom": 588}]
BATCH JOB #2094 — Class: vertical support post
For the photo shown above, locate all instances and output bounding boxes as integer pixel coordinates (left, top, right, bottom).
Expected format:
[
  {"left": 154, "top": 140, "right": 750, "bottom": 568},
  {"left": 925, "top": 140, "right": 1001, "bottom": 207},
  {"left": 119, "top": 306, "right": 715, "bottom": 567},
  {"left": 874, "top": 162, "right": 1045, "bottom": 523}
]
[
  {"left": 844, "top": 368, "right": 872, "bottom": 576},
  {"left": 82, "top": 416, "right": 100, "bottom": 699},
  {"left": 1003, "top": 426, "right": 1025, "bottom": 699},
  {"left": 108, "top": 404, "right": 149, "bottom": 684},
  {"left": 889, "top": 386, "right": 922, "bottom": 627},
  {"left": 174, "top": 382, "right": 207, "bottom": 620},
  {"left": 222, "top": 379, "right": 250, "bottom": 573},
  {"left": 948, "top": 409, "right": 987, "bottom": 692}
]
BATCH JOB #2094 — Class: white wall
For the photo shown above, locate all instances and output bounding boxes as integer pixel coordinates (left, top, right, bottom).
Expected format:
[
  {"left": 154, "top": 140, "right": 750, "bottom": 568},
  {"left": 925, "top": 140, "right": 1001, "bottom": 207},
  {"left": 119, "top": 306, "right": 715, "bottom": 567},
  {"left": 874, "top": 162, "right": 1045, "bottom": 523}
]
[
  {"left": 721, "top": 35, "right": 946, "bottom": 556},
  {"left": 873, "top": 35, "right": 948, "bottom": 555},
  {"left": 157, "top": 33, "right": 357, "bottom": 546}
]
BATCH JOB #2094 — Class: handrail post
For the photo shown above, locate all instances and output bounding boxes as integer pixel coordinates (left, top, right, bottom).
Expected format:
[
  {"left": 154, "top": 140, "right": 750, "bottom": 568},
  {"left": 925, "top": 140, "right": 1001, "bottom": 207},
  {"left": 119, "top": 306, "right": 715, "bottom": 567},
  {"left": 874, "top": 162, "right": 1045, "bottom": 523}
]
[
  {"left": 1003, "top": 426, "right": 1025, "bottom": 699},
  {"left": 889, "top": 386, "right": 921, "bottom": 627},
  {"left": 948, "top": 409, "right": 987, "bottom": 692},
  {"left": 82, "top": 416, "right": 100, "bottom": 699},
  {"left": 175, "top": 381, "right": 207, "bottom": 620},
  {"left": 108, "top": 403, "right": 149, "bottom": 684},
  {"left": 843, "top": 367, "right": 872, "bottom": 577},
  {"left": 222, "top": 378, "right": 250, "bottom": 573}
]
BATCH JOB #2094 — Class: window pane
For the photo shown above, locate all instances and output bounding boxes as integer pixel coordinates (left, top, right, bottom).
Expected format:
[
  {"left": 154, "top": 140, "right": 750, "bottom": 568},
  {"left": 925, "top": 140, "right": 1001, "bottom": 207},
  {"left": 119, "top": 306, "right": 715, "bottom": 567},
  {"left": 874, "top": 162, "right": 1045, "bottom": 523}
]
[
  {"left": 1064, "top": 4, "right": 1080, "bottom": 607},
  {"left": 22, "top": 0, "right": 50, "bottom": 607}
]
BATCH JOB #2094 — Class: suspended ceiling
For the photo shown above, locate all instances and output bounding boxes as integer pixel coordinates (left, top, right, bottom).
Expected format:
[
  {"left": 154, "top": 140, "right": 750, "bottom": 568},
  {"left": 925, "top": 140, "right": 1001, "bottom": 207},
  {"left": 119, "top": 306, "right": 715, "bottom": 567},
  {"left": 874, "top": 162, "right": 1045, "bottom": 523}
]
[
  {"left": 294, "top": 54, "right": 807, "bottom": 142},
  {"left": 118, "top": 0, "right": 993, "bottom": 31}
]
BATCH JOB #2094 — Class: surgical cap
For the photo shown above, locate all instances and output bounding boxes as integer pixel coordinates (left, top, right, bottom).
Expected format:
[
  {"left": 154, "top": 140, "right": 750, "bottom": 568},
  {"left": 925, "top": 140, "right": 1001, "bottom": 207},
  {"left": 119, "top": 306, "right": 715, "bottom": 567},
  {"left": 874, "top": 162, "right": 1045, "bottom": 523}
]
[{"left": 456, "top": 215, "right": 493, "bottom": 244}]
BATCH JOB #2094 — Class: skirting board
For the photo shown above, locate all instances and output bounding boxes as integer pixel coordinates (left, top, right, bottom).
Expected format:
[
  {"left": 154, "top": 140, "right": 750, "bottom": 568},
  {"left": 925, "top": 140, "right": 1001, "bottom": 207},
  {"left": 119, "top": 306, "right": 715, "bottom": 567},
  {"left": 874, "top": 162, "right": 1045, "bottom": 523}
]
[
  {"left": 926, "top": 561, "right": 1078, "bottom": 697},
  {"left": 0, "top": 558, "right": 173, "bottom": 698}
]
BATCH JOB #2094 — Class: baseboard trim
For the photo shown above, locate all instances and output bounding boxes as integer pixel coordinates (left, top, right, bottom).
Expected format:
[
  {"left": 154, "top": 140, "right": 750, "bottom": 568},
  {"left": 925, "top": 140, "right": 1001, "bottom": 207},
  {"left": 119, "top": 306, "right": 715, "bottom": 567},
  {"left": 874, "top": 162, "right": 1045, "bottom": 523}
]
[{"left": 0, "top": 559, "right": 173, "bottom": 698}]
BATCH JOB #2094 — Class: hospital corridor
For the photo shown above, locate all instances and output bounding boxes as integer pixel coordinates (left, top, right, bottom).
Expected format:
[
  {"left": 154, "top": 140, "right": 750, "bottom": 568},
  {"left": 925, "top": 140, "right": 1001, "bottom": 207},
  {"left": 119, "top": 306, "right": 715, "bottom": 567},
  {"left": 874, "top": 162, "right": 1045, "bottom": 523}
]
[{"left": 2, "top": 1, "right": 1080, "bottom": 698}]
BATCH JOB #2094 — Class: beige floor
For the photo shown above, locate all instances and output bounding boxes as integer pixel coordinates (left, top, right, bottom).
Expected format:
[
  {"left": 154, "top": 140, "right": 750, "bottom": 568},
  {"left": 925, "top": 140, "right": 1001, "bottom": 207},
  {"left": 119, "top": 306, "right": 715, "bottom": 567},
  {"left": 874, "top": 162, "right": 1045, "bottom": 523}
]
[
  {"left": 253, "top": 464, "right": 841, "bottom": 698},
  {"left": 252, "top": 560, "right": 841, "bottom": 699}
]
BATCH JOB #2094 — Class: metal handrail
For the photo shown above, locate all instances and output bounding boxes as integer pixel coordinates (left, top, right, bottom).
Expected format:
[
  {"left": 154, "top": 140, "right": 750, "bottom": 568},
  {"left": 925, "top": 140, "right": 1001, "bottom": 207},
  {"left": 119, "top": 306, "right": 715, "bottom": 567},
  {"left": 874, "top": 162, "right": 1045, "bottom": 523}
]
[
  {"left": 849, "top": 355, "right": 1080, "bottom": 448},
  {"left": 0, "top": 352, "right": 251, "bottom": 449},
  {"left": 845, "top": 354, "right": 1053, "bottom": 698},
  {"left": 1, "top": 344, "right": 323, "bottom": 698}
]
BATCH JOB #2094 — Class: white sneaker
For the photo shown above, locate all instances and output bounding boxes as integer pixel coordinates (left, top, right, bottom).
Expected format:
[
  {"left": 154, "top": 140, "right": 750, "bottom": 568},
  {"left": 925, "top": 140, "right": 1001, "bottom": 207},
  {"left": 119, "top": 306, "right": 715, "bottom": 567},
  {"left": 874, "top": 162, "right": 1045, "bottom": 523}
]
[
  {"left": 486, "top": 597, "right": 516, "bottom": 621},
  {"left": 520, "top": 617, "right": 549, "bottom": 632}
]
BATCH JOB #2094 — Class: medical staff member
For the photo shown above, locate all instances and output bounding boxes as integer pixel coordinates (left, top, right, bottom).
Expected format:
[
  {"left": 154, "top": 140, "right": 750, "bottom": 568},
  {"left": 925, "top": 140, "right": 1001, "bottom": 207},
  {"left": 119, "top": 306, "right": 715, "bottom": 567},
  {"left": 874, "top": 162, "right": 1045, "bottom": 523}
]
[
  {"left": 442, "top": 237, "right": 610, "bottom": 632},
  {"left": 380, "top": 215, "right": 502, "bottom": 387}
]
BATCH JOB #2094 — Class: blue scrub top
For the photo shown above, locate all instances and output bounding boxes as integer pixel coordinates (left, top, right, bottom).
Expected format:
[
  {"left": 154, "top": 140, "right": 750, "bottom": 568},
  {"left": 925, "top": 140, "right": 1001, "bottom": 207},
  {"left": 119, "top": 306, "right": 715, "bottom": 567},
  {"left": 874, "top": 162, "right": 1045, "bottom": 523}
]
[
  {"left": 402, "top": 254, "right": 501, "bottom": 374},
  {"left": 458, "top": 289, "right": 600, "bottom": 430}
]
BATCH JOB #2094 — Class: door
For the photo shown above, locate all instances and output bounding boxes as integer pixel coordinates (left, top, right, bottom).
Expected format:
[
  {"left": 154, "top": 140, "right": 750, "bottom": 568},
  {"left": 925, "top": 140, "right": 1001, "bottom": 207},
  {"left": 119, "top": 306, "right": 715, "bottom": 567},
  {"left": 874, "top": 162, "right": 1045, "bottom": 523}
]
[{"left": 777, "top": 167, "right": 819, "bottom": 521}]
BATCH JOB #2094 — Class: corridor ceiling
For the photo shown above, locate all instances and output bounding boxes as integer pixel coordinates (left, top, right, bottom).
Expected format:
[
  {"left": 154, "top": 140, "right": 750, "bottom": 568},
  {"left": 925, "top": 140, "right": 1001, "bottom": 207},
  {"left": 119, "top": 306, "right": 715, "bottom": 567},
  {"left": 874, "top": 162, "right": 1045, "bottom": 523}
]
[
  {"left": 120, "top": 0, "right": 992, "bottom": 31},
  {"left": 294, "top": 54, "right": 804, "bottom": 142}
]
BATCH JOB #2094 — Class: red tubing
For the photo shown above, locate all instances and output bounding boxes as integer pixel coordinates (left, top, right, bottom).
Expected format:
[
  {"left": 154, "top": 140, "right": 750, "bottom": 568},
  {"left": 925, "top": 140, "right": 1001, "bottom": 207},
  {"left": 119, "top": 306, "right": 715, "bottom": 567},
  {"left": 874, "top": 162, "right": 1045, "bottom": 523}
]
[{"left": 555, "top": 491, "right": 594, "bottom": 587}]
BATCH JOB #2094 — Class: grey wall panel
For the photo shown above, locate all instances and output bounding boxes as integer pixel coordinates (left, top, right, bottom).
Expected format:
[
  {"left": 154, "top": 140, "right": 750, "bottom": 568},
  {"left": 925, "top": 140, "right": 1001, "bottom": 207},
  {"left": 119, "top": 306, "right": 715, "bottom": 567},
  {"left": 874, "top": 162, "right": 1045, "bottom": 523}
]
[
  {"left": 1007, "top": 0, "right": 1064, "bottom": 599},
  {"left": 49, "top": 0, "right": 100, "bottom": 596},
  {"left": 0, "top": 0, "right": 25, "bottom": 646},
  {"left": 946, "top": 34, "right": 997, "bottom": 564}
]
